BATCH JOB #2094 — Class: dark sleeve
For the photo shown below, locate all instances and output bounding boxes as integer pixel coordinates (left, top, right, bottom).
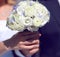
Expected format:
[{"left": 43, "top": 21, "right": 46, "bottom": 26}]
[{"left": 32, "top": 51, "right": 40, "bottom": 57}]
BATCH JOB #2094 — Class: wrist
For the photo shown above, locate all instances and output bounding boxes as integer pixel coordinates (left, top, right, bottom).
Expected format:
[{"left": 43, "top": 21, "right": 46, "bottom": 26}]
[
  {"left": 14, "top": 50, "right": 25, "bottom": 57},
  {"left": 0, "top": 42, "right": 10, "bottom": 55}
]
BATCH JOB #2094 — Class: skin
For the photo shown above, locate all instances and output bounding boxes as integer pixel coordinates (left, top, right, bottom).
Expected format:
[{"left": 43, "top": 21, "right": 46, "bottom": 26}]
[
  {"left": 0, "top": 0, "right": 41, "bottom": 56},
  {"left": 14, "top": 31, "right": 41, "bottom": 56}
]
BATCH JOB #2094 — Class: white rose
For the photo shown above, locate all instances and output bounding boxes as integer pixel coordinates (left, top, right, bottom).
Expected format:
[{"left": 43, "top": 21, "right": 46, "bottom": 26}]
[
  {"left": 18, "top": 1, "right": 27, "bottom": 6},
  {"left": 7, "top": 15, "right": 25, "bottom": 32},
  {"left": 40, "top": 13, "right": 50, "bottom": 26},
  {"left": 21, "top": 17, "right": 33, "bottom": 26},
  {"left": 17, "top": 6, "right": 24, "bottom": 16},
  {"left": 8, "top": 22, "right": 25, "bottom": 32},
  {"left": 18, "top": 1, "right": 28, "bottom": 10},
  {"left": 24, "top": 6, "right": 37, "bottom": 17},
  {"left": 33, "top": 2, "right": 49, "bottom": 16},
  {"left": 33, "top": 17, "right": 43, "bottom": 27}
]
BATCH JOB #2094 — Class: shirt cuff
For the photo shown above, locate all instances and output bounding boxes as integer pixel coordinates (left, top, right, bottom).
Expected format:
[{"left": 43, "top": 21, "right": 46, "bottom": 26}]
[
  {"left": 15, "top": 50, "right": 25, "bottom": 57},
  {"left": 14, "top": 50, "right": 31, "bottom": 57}
]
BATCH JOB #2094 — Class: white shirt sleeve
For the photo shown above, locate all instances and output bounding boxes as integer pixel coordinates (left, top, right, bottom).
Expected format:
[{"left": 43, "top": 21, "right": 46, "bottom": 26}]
[
  {"left": 0, "top": 20, "right": 19, "bottom": 42},
  {"left": 0, "top": 29, "right": 18, "bottom": 42}
]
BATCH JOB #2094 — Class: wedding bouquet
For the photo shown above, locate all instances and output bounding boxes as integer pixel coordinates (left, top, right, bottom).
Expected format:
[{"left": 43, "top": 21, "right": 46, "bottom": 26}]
[{"left": 6, "top": 0, "right": 50, "bottom": 32}]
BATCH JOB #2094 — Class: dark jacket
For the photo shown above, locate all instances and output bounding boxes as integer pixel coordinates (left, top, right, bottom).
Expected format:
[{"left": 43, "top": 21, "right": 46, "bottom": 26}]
[{"left": 38, "top": 0, "right": 60, "bottom": 57}]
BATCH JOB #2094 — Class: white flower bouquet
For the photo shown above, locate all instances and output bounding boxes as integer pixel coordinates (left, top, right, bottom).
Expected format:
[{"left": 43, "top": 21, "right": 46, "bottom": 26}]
[{"left": 6, "top": 0, "right": 50, "bottom": 32}]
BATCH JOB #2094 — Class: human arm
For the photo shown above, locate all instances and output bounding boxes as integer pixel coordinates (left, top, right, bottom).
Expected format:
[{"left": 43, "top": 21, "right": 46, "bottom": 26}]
[
  {"left": 0, "top": 42, "right": 10, "bottom": 55},
  {"left": 0, "top": 31, "right": 41, "bottom": 57}
]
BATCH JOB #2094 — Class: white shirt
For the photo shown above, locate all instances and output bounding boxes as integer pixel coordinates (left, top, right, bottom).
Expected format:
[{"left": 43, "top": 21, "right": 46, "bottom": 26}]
[{"left": 0, "top": 20, "right": 18, "bottom": 42}]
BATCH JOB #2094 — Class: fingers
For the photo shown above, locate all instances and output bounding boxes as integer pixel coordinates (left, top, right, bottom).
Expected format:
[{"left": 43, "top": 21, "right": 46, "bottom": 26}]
[
  {"left": 19, "top": 39, "right": 39, "bottom": 45},
  {"left": 18, "top": 39, "right": 39, "bottom": 50},
  {"left": 13, "top": 31, "right": 41, "bottom": 56},
  {"left": 17, "top": 38, "right": 40, "bottom": 56},
  {"left": 18, "top": 44, "right": 39, "bottom": 50},
  {"left": 39, "top": 33, "right": 41, "bottom": 37},
  {"left": 12, "top": 32, "right": 41, "bottom": 50},
  {"left": 22, "top": 47, "right": 39, "bottom": 57},
  {"left": 29, "top": 48, "right": 39, "bottom": 55}
]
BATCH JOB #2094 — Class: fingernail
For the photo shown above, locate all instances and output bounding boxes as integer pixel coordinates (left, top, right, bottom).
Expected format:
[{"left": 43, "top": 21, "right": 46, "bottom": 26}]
[{"left": 39, "top": 34, "right": 41, "bottom": 36}]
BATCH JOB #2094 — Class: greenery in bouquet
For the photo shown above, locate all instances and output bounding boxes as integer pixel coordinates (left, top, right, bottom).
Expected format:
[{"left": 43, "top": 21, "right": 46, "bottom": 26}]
[{"left": 6, "top": 0, "right": 50, "bottom": 32}]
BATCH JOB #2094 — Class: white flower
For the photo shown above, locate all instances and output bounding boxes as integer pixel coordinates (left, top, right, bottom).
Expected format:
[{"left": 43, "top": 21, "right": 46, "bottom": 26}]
[
  {"left": 33, "top": 2, "right": 49, "bottom": 16},
  {"left": 14, "top": 16, "right": 26, "bottom": 31},
  {"left": 18, "top": 1, "right": 27, "bottom": 6},
  {"left": 7, "top": 1, "right": 50, "bottom": 32},
  {"left": 21, "top": 17, "right": 33, "bottom": 26},
  {"left": 17, "top": 6, "right": 24, "bottom": 16},
  {"left": 7, "top": 15, "right": 25, "bottom": 32},
  {"left": 17, "top": 1, "right": 28, "bottom": 16},
  {"left": 40, "top": 12, "right": 50, "bottom": 26},
  {"left": 18, "top": 1, "right": 28, "bottom": 10},
  {"left": 24, "top": 6, "right": 37, "bottom": 17},
  {"left": 33, "top": 17, "right": 43, "bottom": 27},
  {"left": 8, "top": 22, "right": 25, "bottom": 32}
]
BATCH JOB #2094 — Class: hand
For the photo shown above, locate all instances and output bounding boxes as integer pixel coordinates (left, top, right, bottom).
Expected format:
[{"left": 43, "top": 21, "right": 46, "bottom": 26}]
[
  {"left": 17, "top": 31, "right": 41, "bottom": 57},
  {"left": 3, "top": 31, "right": 40, "bottom": 48},
  {"left": 18, "top": 39, "right": 40, "bottom": 57},
  {"left": 3, "top": 31, "right": 41, "bottom": 57},
  {"left": 0, "top": 42, "right": 11, "bottom": 55}
]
